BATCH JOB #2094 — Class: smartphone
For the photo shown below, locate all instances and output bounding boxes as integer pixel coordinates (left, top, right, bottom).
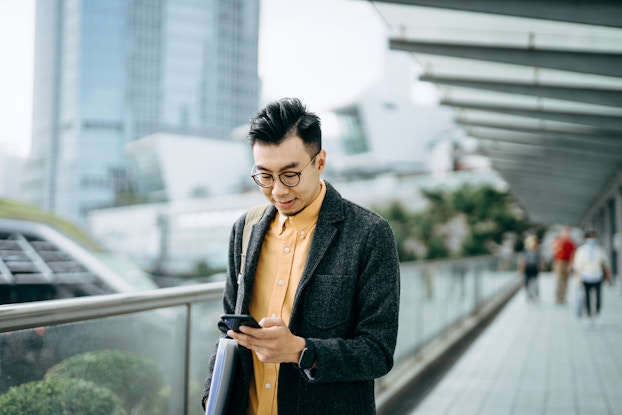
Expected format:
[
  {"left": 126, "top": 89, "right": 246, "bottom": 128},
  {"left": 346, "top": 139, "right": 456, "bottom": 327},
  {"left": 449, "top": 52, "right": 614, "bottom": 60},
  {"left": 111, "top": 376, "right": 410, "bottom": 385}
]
[{"left": 221, "top": 314, "right": 261, "bottom": 332}]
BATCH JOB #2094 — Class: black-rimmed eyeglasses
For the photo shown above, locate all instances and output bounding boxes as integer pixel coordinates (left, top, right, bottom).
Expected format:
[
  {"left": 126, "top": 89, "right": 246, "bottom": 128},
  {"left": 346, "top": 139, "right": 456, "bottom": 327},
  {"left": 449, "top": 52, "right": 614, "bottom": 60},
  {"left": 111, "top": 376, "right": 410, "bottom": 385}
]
[{"left": 251, "top": 154, "right": 318, "bottom": 188}]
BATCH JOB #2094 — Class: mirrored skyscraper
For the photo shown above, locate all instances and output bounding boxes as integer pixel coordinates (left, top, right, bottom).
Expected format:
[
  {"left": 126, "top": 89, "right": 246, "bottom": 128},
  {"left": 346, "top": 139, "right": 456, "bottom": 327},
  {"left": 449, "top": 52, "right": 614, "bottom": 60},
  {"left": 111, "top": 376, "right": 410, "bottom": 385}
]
[{"left": 22, "top": 0, "right": 260, "bottom": 221}]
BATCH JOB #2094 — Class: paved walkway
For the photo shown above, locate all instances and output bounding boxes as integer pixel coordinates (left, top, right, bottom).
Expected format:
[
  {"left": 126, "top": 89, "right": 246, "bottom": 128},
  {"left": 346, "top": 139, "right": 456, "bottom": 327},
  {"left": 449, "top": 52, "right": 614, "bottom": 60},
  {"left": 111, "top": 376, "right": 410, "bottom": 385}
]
[{"left": 409, "top": 273, "right": 622, "bottom": 415}]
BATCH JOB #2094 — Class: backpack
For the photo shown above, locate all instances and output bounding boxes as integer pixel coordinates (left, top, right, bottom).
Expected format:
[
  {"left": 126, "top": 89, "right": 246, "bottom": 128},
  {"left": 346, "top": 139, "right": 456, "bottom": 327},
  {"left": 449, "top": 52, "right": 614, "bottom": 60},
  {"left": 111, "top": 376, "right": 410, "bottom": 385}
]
[{"left": 523, "top": 250, "right": 540, "bottom": 275}]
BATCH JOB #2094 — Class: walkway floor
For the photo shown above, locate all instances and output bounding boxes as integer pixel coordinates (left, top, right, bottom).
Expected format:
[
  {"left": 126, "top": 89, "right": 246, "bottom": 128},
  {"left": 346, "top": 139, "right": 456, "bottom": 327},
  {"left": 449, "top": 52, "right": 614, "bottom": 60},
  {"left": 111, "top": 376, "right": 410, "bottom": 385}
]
[{"left": 408, "top": 273, "right": 622, "bottom": 415}]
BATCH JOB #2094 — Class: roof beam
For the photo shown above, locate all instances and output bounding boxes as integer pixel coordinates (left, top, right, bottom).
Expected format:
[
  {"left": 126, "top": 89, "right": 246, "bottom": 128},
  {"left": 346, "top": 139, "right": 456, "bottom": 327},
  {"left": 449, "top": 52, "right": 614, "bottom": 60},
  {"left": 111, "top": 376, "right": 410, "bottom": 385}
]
[
  {"left": 500, "top": 178, "right": 597, "bottom": 206},
  {"left": 478, "top": 147, "right": 615, "bottom": 172},
  {"left": 390, "top": 39, "right": 622, "bottom": 78},
  {"left": 508, "top": 188, "right": 590, "bottom": 212},
  {"left": 420, "top": 74, "right": 622, "bottom": 108},
  {"left": 503, "top": 183, "right": 596, "bottom": 208},
  {"left": 491, "top": 158, "right": 611, "bottom": 180},
  {"left": 485, "top": 154, "right": 619, "bottom": 172},
  {"left": 371, "top": 0, "right": 622, "bottom": 28},
  {"left": 445, "top": 100, "right": 622, "bottom": 131},
  {"left": 467, "top": 128, "right": 622, "bottom": 156},
  {"left": 455, "top": 119, "right": 622, "bottom": 143},
  {"left": 489, "top": 159, "right": 600, "bottom": 183}
]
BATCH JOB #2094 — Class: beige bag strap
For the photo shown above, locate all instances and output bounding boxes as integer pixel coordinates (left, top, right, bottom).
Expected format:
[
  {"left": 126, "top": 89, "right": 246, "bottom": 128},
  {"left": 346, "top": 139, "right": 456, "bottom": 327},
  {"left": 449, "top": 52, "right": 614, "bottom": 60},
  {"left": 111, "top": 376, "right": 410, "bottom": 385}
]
[
  {"left": 235, "top": 204, "right": 269, "bottom": 313},
  {"left": 241, "top": 204, "right": 270, "bottom": 266}
]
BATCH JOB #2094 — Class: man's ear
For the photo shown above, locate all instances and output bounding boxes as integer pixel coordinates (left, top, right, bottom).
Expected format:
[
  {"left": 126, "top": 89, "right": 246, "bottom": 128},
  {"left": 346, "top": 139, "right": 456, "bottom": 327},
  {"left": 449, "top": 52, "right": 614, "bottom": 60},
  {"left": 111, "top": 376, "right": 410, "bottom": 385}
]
[{"left": 316, "top": 149, "right": 327, "bottom": 173}]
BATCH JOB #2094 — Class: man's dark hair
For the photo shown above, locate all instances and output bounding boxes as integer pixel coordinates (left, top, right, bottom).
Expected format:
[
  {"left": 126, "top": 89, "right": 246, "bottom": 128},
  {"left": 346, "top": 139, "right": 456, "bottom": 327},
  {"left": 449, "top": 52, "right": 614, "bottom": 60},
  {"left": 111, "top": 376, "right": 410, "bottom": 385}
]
[{"left": 248, "top": 97, "right": 322, "bottom": 156}]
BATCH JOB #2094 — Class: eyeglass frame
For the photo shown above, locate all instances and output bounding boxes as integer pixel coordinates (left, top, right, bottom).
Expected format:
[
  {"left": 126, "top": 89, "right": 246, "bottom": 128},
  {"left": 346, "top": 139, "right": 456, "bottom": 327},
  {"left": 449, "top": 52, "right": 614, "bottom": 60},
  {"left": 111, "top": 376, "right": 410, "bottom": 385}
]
[{"left": 250, "top": 152, "right": 320, "bottom": 188}]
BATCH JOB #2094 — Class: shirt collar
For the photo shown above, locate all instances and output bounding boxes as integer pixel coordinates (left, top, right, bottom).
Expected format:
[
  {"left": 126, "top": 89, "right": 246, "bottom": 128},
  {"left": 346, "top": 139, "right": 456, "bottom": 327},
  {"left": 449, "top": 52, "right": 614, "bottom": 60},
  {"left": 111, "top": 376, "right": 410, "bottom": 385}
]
[{"left": 276, "top": 180, "right": 326, "bottom": 235}]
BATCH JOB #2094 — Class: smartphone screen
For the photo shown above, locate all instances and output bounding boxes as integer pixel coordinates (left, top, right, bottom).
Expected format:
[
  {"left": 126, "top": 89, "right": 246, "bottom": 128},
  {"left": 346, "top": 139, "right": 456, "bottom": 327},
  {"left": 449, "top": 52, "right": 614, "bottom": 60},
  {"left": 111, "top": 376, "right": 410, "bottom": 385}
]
[{"left": 221, "top": 314, "right": 261, "bottom": 332}]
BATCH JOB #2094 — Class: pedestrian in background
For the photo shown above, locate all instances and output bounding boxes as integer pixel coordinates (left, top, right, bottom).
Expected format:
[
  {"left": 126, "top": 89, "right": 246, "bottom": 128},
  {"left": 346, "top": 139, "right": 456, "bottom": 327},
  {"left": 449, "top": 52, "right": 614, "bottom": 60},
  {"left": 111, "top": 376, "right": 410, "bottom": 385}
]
[
  {"left": 519, "top": 234, "right": 545, "bottom": 302},
  {"left": 551, "top": 226, "right": 576, "bottom": 304},
  {"left": 573, "top": 230, "right": 611, "bottom": 325}
]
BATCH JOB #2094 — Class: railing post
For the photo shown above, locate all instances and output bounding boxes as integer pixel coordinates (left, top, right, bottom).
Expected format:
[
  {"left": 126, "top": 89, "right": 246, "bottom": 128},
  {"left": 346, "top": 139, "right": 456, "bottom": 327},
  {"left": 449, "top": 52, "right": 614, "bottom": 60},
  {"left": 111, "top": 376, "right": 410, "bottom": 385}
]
[{"left": 184, "top": 303, "right": 192, "bottom": 415}]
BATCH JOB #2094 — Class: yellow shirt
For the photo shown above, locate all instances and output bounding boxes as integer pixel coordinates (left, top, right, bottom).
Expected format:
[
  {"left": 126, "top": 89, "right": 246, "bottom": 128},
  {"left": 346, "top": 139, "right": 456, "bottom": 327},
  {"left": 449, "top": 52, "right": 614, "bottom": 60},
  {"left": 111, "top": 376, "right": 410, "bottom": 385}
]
[{"left": 247, "top": 181, "right": 326, "bottom": 415}]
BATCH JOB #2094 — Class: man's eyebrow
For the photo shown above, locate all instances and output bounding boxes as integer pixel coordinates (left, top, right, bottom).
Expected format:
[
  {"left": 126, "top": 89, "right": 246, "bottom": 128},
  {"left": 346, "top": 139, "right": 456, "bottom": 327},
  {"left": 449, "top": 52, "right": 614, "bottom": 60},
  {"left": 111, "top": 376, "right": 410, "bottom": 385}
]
[{"left": 255, "top": 161, "right": 299, "bottom": 172}]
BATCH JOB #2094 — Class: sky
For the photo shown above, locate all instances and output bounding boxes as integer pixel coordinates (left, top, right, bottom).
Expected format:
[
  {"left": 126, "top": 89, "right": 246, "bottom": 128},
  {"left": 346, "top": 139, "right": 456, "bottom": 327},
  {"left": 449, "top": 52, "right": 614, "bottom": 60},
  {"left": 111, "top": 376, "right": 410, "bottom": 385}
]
[
  {"left": 0, "top": 0, "right": 35, "bottom": 157},
  {"left": 0, "top": 0, "right": 390, "bottom": 158}
]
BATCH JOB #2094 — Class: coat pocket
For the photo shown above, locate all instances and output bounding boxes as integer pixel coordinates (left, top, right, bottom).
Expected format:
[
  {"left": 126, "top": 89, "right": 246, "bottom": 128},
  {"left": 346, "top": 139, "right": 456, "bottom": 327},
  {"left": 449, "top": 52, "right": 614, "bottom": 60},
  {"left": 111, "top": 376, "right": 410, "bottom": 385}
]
[{"left": 302, "top": 274, "right": 353, "bottom": 331}]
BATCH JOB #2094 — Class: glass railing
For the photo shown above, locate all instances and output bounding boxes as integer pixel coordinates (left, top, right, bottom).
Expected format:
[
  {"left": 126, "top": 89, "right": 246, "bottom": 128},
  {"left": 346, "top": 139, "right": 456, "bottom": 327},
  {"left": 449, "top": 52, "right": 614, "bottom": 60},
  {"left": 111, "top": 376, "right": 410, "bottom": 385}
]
[
  {"left": 0, "top": 256, "right": 518, "bottom": 415},
  {"left": 393, "top": 255, "right": 517, "bottom": 365}
]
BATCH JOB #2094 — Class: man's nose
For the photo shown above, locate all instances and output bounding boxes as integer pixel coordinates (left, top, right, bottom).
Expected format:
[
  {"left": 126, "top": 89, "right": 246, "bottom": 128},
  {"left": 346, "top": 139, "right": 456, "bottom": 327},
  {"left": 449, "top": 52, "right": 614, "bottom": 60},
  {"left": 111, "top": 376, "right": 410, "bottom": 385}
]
[{"left": 271, "top": 178, "right": 290, "bottom": 196}]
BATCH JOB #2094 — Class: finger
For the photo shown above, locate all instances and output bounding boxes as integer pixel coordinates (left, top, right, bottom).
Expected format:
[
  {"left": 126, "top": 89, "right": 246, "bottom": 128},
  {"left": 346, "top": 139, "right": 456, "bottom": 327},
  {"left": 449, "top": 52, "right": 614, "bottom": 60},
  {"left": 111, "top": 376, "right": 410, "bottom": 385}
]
[
  {"left": 239, "top": 325, "right": 264, "bottom": 337},
  {"left": 228, "top": 330, "right": 253, "bottom": 348},
  {"left": 258, "top": 317, "right": 285, "bottom": 328},
  {"left": 230, "top": 332, "right": 253, "bottom": 349}
]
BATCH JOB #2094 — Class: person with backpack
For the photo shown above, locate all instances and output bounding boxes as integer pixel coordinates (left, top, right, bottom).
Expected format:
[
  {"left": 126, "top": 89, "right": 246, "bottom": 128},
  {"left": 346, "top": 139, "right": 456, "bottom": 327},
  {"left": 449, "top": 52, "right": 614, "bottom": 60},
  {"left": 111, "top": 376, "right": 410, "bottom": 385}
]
[
  {"left": 518, "top": 234, "right": 545, "bottom": 302},
  {"left": 573, "top": 230, "right": 612, "bottom": 325}
]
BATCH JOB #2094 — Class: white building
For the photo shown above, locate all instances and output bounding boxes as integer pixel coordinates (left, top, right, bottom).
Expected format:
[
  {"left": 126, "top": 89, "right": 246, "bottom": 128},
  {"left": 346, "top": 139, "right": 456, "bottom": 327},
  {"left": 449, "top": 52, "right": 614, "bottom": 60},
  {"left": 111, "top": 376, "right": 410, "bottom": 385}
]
[
  {"left": 88, "top": 192, "right": 263, "bottom": 274},
  {"left": 124, "top": 133, "right": 252, "bottom": 202}
]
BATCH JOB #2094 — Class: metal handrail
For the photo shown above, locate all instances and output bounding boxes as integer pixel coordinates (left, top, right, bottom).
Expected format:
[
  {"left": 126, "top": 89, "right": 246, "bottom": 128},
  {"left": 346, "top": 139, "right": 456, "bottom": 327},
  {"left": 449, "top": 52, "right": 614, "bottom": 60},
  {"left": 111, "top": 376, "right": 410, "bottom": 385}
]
[
  {"left": 0, "top": 254, "right": 508, "bottom": 333},
  {"left": 0, "top": 280, "right": 225, "bottom": 332}
]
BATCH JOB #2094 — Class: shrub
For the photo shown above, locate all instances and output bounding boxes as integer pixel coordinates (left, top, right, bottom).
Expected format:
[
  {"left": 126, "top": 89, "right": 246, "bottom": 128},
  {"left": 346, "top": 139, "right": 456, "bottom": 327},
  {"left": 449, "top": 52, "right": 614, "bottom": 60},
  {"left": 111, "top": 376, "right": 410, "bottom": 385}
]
[
  {"left": 45, "top": 349, "right": 164, "bottom": 414},
  {"left": 0, "top": 377, "right": 124, "bottom": 415}
]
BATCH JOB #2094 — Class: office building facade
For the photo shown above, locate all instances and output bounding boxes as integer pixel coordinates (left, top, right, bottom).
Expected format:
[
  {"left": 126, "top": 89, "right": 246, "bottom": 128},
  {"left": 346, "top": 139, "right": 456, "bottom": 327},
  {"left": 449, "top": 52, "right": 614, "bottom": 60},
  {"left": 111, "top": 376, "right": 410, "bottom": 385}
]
[{"left": 22, "top": 0, "right": 260, "bottom": 221}]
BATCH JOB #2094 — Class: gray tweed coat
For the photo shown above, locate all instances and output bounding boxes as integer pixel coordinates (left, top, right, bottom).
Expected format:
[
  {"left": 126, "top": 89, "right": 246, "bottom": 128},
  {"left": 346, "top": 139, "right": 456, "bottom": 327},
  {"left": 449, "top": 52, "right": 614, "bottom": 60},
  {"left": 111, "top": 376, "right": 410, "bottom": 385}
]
[{"left": 203, "top": 182, "right": 400, "bottom": 415}]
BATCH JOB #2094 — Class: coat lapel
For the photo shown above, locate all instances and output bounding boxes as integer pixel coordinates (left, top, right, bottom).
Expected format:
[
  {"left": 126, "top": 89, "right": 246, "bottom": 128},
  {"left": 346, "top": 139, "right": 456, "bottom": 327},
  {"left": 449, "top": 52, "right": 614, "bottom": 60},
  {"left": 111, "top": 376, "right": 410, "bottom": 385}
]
[
  {"left": 293, "top": 183, "right": 345, "bottom": 311},
  {"left": 241, "top": 183, "right": 345, "bottom": 315}
]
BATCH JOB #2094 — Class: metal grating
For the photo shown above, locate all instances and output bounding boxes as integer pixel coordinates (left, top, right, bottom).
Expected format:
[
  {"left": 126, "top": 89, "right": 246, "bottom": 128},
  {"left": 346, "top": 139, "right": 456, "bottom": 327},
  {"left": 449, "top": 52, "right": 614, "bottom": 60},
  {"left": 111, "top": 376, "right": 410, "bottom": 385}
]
[{"left": 0, "top": 230, "right": 114, "bottom": 304}]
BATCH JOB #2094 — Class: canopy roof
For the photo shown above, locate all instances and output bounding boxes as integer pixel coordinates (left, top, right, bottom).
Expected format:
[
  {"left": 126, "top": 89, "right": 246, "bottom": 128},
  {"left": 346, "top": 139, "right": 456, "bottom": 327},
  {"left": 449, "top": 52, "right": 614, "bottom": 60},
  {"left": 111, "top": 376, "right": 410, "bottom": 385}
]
[{"left": 371, "top": 0, "right": 622, "bottom": 226}]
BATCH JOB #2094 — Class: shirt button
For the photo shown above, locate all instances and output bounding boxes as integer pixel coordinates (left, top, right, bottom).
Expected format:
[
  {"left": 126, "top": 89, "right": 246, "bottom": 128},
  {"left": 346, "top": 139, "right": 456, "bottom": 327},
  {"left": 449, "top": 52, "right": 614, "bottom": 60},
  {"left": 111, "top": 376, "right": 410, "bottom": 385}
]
[
  {"left": 278, "top": 280, "right": 284, "bottom": 286},
  {"left": 300, "top": 230, "right": 305, "bottom": 236},
  {"left": 265, "top": 383, "right": 271, "bottom": 389},
  {"left": 271, "top": 313, "right": 277, "bottom": 318},
  {"left": 284, "top": 247, "right": 290, "bottom": 253}
]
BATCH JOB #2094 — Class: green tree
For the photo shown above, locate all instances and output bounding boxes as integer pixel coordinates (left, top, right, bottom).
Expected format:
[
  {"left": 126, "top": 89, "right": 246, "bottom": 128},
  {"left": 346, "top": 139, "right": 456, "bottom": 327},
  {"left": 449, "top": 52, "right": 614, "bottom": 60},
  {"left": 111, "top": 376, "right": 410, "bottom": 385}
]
[{"left": 375, "top": 184, "right": 530, "bottom": 261}]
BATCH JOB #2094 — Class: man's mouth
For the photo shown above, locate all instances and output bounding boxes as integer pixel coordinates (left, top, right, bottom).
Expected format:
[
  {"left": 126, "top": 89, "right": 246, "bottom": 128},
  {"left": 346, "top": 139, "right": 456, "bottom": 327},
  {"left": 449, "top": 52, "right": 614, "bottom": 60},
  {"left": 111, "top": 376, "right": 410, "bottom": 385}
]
[{"left": 276, "top": 199, "right": 295, "bottom": 209}]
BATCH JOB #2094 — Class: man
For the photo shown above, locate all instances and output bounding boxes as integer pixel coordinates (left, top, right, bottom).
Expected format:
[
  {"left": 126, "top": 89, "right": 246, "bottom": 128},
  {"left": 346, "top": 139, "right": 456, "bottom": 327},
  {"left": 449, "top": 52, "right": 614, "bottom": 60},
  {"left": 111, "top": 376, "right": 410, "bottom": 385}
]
[
  {"left": 202, "top": 98, "right": 400, "bottom": 414},
  {"left": 573, "top": 230, "right": 611, "bottom": 324},
  {"left": 551, "top": 226, "right": 576, "bottom": 303}
]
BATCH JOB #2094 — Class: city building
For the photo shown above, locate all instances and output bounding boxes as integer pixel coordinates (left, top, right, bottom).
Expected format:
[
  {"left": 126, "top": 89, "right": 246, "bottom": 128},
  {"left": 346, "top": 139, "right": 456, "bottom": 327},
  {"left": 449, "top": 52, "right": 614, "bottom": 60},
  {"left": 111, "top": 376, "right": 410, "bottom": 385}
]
[{"left": 21, "top": 0, "right": 260, "bottom": 222}]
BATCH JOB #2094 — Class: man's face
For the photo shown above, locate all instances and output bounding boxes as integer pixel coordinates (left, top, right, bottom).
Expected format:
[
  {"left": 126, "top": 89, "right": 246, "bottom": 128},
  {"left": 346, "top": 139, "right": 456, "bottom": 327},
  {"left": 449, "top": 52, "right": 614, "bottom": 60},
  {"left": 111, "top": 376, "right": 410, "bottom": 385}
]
[{"left": 252, "top": 136, "right": 325, "bottom": 217}]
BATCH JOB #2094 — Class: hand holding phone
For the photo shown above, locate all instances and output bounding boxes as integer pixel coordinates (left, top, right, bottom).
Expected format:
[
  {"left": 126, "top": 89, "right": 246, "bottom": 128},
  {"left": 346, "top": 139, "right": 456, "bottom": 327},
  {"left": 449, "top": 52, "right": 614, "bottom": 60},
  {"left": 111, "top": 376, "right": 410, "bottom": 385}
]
[{"left": 221, "top": 314, "right": 261, "bottom": 333}]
